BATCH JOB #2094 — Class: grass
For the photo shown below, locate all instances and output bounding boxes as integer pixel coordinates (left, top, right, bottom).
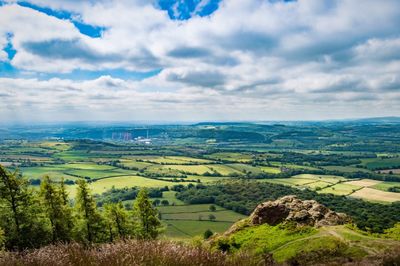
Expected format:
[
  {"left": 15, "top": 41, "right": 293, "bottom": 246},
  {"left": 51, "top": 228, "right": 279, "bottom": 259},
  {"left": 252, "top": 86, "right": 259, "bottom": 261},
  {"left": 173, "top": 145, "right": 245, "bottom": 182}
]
[
  {"left": 223, "top": 223, "right": 317, "bottom": 255},
  {"left": 152, "top": 191, "right": 185, "bottom": 206},
  {"left": 63, "top": 163, "right": 116, "bottom": 170},
  {"left": 263, "top": 177, "right": 318, "bottom": 186},
  {"left": 360, "top": 157, "right": 400, "bottom": 170},
  {"left": 158, "top": 204, "right": 225, "bottom": 213},
  {"left": 157, "top": 204, "right": 246, "bottom": 238},
  {"left": 206, "top": 165, "right": 242, "bottom": 176},
  {"left": 303, "top": 181, "right": 331, "bottom": 189},
  {"left": 345, "top": 179, "right": 382, "bottom": 187},
  {"left": 260, "top": 166, "right": 282, "bottom": 174},
  {"left": 227, "top": 163, "right": 264, "bottom": 175},
  {"left": 54, "top": 151, "right": 116, "bottom": 161},
  {"left": 351, "top": 187, "right": 400, "bottom": 203},
  {"left": 322, "top": 165, "right": 372, "bottom": 173},
  {"left": 318, "top": 183, "right": 362, "bottom": 195},
  {"left": 161, "top": 210, "right": 245, "bottom": 222},
  {"left": 161, "top": 165, "right": 211, "bottom": 175},
  {"left": 167, "top": 156, "right": 213, "bottom": 164},
  {"left": 213, "top": 223, "right": 400, "bottom": 264},
  {"left": 270, "top": 162, "right": 320, "bottom": 171},
  {"left": 119, "top": 159, "right": 153, "bottom": 169},
  {"left": 20, "top": 166, "right": 78, "bottom": 181},
  {"left": 163, "top": 220, "right": 234, "bottom": 238},
  {"left": 64, "top": 168, "right": 134, "bottom": 180},
  {"left": 66, "top": 176, "right": 192, "bottom": 197},
  {"left": 372, "top": 181, "right": 400, "bottom": 191},
  {"left": 292, "top": 174, "right": 347, "bottom": 184},
  {"left": 206, "top": 152, "right": 253, "bottom": 162}
]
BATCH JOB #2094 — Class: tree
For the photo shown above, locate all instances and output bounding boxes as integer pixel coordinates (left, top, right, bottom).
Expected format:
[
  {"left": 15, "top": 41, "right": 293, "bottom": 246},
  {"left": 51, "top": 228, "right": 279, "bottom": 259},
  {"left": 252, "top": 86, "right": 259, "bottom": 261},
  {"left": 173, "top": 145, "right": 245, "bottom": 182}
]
[
  {"left": 0, "top": 167, "right": 51, "bottom": 249},
  {"left": 133, "top": 189, "right": 161, "bottom": 239},
  {"left": 75, "top": 179, "right": 105, "bottom": 243},
  {"left": 208, "top": 214, "right": 216, "bottom": 222},
  {"left": 161, "top": 199, "right": 169, "bottom": 206},
  {"left": 59, "top": 177, "right": 69, "bottom": 205},
  {"left": 40, "top": 176, "right": 73, "bottom": 243},
  {"left": 0, "top": 227, "right": 4, "bottom": 250},
  {"left": 209, "top": 205, "right": 216, "bottom": 212},
  {"left": 204, "top": 229, "right": 213, "bottom": 239},
  {"left": 152, "top": 199, "right": 160, "bottom": 206},
  {"left": 385, "top": 223, "right": 400, "bottom": 240},
  {"left": 104, "top": 202, "right": 132, "bottom": 241}
]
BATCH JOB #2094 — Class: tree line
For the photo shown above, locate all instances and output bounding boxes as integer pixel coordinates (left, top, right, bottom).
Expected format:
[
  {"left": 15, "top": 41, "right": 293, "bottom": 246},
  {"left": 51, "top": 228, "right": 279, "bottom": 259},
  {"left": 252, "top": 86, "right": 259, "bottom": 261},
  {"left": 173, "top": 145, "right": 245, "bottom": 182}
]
[
  {"left": 0, "top": 166, "right": 162, "bottom": 251},
  {"left": 176, "top": 181, "right": 400, "bottom": 233}
]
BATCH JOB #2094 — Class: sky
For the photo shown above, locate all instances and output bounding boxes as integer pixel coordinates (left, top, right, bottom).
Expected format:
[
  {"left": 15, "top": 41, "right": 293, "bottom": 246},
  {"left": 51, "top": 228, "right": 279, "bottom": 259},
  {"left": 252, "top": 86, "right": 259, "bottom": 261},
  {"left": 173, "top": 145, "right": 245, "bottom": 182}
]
[{"left": 0, "top": 0, "right": 400, "bottom": 123}]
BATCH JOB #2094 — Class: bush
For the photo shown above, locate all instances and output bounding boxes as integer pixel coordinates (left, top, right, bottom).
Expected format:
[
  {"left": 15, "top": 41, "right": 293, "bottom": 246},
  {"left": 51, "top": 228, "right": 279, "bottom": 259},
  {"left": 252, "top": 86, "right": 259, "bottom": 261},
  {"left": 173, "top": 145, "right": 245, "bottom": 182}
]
[{"left": 204, "top": 229, "right": 213, "bottom": 239}]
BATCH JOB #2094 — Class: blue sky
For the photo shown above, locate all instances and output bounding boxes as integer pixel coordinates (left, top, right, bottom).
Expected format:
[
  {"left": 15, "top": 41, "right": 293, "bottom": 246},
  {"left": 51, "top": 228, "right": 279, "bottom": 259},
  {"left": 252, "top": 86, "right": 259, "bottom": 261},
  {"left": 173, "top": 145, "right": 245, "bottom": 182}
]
[{"left": 0, "top": 0, "right": 400, "bottom": 122}]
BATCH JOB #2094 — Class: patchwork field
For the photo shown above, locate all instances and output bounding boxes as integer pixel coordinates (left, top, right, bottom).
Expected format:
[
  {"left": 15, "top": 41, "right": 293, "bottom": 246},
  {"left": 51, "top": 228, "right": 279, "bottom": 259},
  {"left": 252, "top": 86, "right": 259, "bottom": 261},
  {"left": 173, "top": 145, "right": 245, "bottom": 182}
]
[{"left": 158, "top": 204, "right": 246, "bottom": 238}]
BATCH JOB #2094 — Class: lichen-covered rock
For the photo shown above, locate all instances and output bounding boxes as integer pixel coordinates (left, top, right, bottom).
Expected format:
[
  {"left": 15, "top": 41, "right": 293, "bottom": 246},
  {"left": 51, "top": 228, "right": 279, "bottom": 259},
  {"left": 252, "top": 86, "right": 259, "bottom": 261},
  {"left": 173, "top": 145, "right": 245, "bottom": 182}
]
[{"left": 249, "top": 195, "right": 350, "bottom": 227}]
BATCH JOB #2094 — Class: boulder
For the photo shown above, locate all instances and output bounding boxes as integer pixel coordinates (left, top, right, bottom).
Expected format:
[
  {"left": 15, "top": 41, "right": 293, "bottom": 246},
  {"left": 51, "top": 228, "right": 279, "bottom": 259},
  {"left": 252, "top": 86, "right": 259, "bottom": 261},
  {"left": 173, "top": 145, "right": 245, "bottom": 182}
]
[{"left": 249, "top": 195, "right": 350, "bottom": 227}]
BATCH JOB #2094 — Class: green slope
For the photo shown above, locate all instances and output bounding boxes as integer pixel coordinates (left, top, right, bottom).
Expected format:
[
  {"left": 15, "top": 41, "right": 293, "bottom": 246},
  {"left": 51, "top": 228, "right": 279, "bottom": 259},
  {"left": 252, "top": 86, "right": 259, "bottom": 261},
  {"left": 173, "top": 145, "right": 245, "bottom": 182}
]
[{"left": 211, "top": 222, "right": 400, "bottom": 264}]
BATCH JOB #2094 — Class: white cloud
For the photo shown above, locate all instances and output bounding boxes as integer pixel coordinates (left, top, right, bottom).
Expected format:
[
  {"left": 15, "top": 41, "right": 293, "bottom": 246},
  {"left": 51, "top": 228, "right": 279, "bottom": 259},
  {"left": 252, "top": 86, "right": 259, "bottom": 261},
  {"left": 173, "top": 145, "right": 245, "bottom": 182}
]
[{"left": 0, "top": 0, "right": 400, "bottom": 122}]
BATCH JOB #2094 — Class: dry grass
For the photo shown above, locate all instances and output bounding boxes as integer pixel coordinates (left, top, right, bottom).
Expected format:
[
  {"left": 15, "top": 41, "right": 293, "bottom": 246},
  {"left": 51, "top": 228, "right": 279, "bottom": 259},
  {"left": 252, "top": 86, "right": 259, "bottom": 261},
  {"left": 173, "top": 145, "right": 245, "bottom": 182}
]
[
  {"left": 0, "top": 240, "right": 261, "bottom": 266},
  {"left": 345, "top": 179, "right": 382, "bottom": 187},
  {"left": 351, "top": 187, "right": 400, "bottom": 203}
]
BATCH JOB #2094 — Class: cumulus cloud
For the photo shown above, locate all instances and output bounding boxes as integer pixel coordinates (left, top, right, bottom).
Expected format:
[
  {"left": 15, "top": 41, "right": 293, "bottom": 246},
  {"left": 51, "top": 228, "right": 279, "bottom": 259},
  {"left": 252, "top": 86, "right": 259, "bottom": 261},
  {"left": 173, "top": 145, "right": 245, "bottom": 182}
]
[{"left": 0, "top": 0, "right": 400, "bottom": 122}]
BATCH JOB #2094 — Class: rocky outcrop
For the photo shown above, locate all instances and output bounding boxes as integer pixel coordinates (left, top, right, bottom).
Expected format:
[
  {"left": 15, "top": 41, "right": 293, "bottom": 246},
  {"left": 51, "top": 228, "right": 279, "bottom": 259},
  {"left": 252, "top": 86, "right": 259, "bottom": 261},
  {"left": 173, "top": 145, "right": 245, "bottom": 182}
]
[{"left": 249, "top": 195, "right": 350, "bottom": 227}]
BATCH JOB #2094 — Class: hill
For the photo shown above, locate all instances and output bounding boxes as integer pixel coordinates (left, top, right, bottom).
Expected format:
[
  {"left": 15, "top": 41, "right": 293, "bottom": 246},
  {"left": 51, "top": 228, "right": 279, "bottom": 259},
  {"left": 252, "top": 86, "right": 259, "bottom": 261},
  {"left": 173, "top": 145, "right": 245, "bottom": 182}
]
[{"left": 209, "top": 196, "right": 400, "bottom": 265}]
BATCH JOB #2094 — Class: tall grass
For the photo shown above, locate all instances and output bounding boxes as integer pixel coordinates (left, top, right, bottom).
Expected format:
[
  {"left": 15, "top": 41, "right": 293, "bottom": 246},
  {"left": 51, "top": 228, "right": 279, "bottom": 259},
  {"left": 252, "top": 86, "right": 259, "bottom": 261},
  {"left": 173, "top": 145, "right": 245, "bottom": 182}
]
[{"left": 0, "top": 240, "right": 261, "bottom": 266}]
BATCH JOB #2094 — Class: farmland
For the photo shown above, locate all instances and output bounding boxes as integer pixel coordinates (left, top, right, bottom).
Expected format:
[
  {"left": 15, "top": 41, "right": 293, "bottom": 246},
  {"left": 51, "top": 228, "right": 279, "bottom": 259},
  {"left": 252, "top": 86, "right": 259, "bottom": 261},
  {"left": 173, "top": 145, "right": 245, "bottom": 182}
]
[{"left": 1, "top": 121, "right": 400, "bottom": 238}]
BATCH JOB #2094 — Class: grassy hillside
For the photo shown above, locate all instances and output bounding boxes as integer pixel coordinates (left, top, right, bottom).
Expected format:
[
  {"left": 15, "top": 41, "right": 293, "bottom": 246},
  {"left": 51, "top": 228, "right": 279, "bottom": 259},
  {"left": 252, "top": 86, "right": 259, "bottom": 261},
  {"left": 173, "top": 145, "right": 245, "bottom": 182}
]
[{"left": 210, "top": 222, "right": 400, "bottom": 265}]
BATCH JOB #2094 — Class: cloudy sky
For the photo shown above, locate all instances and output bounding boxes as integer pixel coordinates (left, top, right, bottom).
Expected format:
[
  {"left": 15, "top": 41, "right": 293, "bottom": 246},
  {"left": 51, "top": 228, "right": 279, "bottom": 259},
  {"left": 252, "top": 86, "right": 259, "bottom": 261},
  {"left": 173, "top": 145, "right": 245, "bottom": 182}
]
[{"left": 1, "top": 0, "right": 400, "bottom": 123}]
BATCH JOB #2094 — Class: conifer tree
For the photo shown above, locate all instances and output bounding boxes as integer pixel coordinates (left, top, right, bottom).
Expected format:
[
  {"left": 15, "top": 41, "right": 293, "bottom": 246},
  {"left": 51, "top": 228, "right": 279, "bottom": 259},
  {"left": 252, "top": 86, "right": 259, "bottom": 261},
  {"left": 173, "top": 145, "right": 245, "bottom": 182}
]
[
  {"left": 133, "top": 188, "right": 161, "bottom": 239},
  {"left": 104, "top": 201, "right": 132, "bottom": 241},
  {"left": 40, "top": 176, "right": 74, "bottom": 243},
  {"left": 75, "top": 179, "right": 105, "bottom": 243},
  {"left": 0, "top": 166, "right": 51, "bottom": 249},
  {"left": 59, "top": 177, "right": 69, "bottom": 205}
]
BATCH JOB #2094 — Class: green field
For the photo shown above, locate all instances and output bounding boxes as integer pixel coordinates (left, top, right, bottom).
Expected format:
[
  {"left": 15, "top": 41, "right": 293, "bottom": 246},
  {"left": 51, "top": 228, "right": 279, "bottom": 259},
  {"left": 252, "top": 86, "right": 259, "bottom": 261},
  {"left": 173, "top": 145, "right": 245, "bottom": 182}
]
[
  {"left": 318, "top": 183, "right": 362, "bottom": 195},
  {"left": 227, "top": 163, "right": 264, "bottom": 175},
  {"left": 206, "top": 164, "right": 242, "bottom": 176},
  {"left": 360, "top": 157, "right": 400, "bottom": 170},
  {"left": 372, "top": 181, "right": 400, "bottom": 192},
  {"left": 118, "top": 159, "right": 153, "bottom": 169},
  {"left": 322, "top": 165, "right": 372, "bottom": 173},
  {"left": 153, "top": 191, "right": 185, "bottom": 206},
  {"left": 293, "top": 174, "right": 347, "bottom": 184},
  {"left": 20, "top": 166, "right": 77, "bottom": 181},
  {"left": 162, "top": 220, "right": 234, "bottom": 238},
  {"left": 161, "top": 164, "right": 211, "bottom": 175},
  {"left": 261, "top": 166, "right": 282, "bottom": 174},
  {"left": 66, "top": 176, "right": 190, "bottom": 197},
  {"left": 205, "top": 152, "right": 253, "bottom": 162},
  {"left": 158, "top": 204, "right": 246, "bottom": 238}
]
